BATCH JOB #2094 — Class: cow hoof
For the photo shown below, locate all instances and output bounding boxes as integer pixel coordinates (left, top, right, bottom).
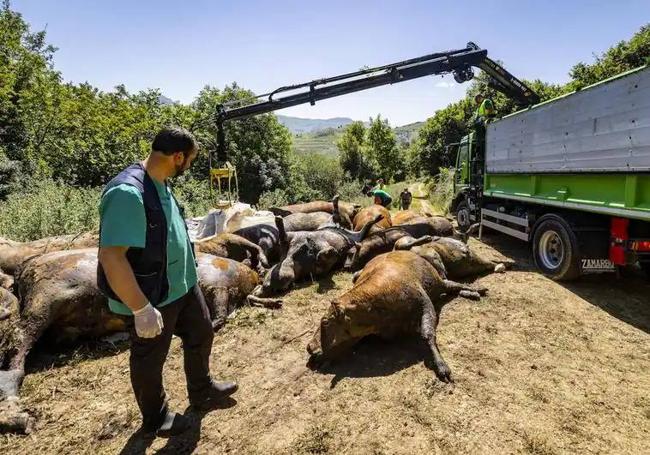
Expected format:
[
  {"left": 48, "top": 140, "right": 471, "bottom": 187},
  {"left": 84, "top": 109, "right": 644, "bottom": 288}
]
[
  {"left": 494, "top": 263, "right": 506, "bottom": 273},
  {"left": 434, "top": 361, "right": 453, "bottom": 383},
  {"left": 211, "top": 318, "right": 226, "bottom": 332},
  {"left": 459, "top": 290, "right": 481, "bottom": 301}
]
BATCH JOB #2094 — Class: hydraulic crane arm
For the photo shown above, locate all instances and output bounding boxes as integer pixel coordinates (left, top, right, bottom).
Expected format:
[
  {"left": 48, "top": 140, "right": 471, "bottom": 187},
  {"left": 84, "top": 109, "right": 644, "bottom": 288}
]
[{"left": 214, "top": 42, "right": 539, "bottom": 162}]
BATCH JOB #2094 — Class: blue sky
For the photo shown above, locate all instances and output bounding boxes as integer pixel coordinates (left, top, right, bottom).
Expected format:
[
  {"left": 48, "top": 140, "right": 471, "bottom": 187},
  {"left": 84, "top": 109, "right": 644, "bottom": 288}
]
[{"left": 12, "top": 0, "right": 650, "bottom": 126}]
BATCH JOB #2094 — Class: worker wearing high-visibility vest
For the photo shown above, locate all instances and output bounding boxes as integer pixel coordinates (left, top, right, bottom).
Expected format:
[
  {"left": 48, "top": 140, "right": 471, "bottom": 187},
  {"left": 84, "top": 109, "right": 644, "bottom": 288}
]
[{"left": 474, "top": 94, "right": 495, "bottom": 124}]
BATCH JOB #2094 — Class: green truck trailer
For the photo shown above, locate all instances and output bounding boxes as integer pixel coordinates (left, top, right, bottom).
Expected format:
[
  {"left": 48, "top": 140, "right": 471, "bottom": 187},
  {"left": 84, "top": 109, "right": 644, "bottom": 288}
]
[{"left": 452, "top": 65, "right": 650, "bottom": 280}]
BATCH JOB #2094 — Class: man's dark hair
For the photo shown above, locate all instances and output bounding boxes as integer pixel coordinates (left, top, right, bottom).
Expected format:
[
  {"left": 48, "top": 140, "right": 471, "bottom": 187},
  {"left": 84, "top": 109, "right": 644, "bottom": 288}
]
[{"left": 152, "top": 127, "right": 198, "bottom": 156}]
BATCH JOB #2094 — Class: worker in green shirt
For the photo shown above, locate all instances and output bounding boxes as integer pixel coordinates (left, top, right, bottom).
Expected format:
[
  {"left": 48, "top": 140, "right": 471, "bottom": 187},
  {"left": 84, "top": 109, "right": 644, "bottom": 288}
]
[
  {"left": 473, "top": 94, "right": 496, "bottom": 126},
  {"left": 367, "top": 188, "right": 393, "bottom": 208},
  {"left": 97, "top": 127, "right": 236, "bottom": 438}
]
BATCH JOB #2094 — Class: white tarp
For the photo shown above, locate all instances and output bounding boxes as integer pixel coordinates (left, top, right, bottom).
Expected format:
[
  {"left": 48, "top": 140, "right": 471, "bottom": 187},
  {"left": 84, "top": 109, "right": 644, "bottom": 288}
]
[{"left": 186, "top": 202, "right": 275, "bottom": 241}]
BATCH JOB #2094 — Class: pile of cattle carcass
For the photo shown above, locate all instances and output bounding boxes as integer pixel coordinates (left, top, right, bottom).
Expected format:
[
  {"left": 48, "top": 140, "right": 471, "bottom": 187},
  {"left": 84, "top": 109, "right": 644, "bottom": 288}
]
[{"left": 0, "top": 197, "right": 508, "bottom": 434}]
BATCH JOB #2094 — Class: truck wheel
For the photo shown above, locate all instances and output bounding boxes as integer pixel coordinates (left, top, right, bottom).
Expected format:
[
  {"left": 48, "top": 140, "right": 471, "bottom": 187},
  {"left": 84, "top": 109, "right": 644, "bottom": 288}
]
[
  {"left": 456, "top": 201, "right": 472, "bottom": 232},
  {"left": 532, "top": 214, "right": 580, "bottom": 281}
]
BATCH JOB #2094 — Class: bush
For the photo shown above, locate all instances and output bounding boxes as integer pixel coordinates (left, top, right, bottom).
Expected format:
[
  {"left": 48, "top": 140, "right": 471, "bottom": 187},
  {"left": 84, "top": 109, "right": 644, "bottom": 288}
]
[
  {"left": 297, "top": 153, "right": 344, "bottom": 200},
  {"left": 0, "top": 180, "right": 101, "bottom": 241},
  {"left": 170, "top": 176, "right": 213, "bottom": 218},
  {"left": 336, "top": 180, "right": 366, "bottom": 204},
  {"left": 257, "top": 188, "right": 291, "bottom": 210},
  {"left": 426, "top": 167, "right": 455, "bottom": 214}
]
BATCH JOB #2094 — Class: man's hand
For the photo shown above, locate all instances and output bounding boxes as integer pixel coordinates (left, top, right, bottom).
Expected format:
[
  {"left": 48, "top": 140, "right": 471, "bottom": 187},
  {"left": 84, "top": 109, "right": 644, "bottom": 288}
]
[
  {"left": 98, "top": 246, "right": 150, "bottom": 313},
  {"left": 132, "top": 303, "right": 164, "bottom": 338}
]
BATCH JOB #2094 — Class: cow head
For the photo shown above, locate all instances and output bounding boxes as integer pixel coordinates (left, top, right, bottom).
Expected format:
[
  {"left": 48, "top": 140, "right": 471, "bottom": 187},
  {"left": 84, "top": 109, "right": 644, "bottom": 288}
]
[
  {"left": 307, "top": 300, "right": 358, "bottom": 363},
  {"left": 330, "top": 195, "right": 353, "bottom": 229},
  {"left": 344, "top": 242, "right": 364, "bottom": 272},
  {"left": 253, "top": 237, "right": 317, "bottom": 297}
]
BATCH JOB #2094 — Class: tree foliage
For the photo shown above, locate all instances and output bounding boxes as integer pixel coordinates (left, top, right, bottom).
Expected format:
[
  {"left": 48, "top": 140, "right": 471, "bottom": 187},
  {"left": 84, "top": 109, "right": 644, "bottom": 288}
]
[
  {"left": 569, "top": 24, "right": 650, "bottom": 89},
  {"left": 337, "top": 116, "right": 404, "bottom": 182},
  {"left": 0, "top": 2, "right": 293, "bottom": 204},
  {"left": 409, "top": 24, "right": 650, "bottom": 176}
]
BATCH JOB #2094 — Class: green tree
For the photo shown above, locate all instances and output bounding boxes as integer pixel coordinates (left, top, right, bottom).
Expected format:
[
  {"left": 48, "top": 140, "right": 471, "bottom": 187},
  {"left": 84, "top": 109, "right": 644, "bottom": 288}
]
[
  {"left": 410, "top": 98, "right": 472, "bottom": 177},
  {"left": 337, "top": 121, "right": 366, "bottom": 179},
  {"left": 297, "top": 153, "right": 344, "bottom": 199},
  {"left": 569, "top": 24, "right": 650, "bottom": 89},
  {"left": 190, "top": 84, "right": 293, "bottom": 203},
  {"left": 365, "top": 115, "right": 400, "bottom": 182},
  {"left": 0, "top": 1, "right": 58, "bottom": 165}
]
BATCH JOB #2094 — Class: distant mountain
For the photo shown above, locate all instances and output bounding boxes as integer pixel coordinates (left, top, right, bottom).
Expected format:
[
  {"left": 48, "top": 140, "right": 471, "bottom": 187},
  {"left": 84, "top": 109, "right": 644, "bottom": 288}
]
[
  {"left": 394, "top": 121, "right": 425, "bottom": 145},
  {"left": 277, "top": 115, "right": 355, "bottom": 134},
  {"left": 158, "top": 95, "right": 175, "bottom": 105}
]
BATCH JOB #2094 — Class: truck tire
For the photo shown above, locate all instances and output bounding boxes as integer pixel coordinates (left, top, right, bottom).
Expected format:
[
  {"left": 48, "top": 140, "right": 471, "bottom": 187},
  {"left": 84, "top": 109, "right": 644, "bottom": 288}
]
[
  {"left": 532, "top": 214, "right": 581, "bottom": 281},
  {"left": 456, "top": 200, "right": 472, "bottom": 232}
]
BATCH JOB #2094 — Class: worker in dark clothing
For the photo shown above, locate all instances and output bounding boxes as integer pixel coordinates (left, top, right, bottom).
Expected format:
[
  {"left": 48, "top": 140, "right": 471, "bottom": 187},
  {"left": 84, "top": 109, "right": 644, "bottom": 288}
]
[
  {"left": 399, "top": 188, "right": 413, "bottom": 210},
  {"left": 97, "top": 127, "right": 237, "bottom": 438},
  {"left": 367, "top": 188, "right": 393, "bottom": 208}
]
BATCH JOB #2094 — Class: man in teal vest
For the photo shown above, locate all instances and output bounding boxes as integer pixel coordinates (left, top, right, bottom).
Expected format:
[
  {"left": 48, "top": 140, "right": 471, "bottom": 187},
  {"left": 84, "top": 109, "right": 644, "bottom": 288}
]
[{"left": 98, "top": 127, "right": 237, "bottom": 437}]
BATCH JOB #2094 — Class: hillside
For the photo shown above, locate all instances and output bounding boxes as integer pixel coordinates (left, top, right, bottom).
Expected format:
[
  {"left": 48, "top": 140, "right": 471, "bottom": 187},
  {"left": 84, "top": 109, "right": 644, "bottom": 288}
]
[
  {"left": 290, "top": 120, "right": 426, "bottom": 156},
  {"left": 277, "top": 115, "right": 354, "bottom": 134},
  {"left": 394, "top": 121, "right": 424, "bottom": 145},
  {"left": 292, "top": 128, "right": 342, "bottom": 156}
]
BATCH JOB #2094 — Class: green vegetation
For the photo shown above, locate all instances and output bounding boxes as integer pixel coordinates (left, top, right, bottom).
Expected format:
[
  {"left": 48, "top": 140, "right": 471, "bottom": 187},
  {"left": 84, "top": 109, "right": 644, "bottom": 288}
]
[
  {"left": 292, "top": 128, "right": 342, "bottom": 156},
  {"left": 1, "top": 0, "right": 648, "bottom": 241},
  {"left": 337, "top": 116, "right": 407, "bottom": 182},
  {"left": 408, "top": 25, "right": 650, "bottom": 178}
]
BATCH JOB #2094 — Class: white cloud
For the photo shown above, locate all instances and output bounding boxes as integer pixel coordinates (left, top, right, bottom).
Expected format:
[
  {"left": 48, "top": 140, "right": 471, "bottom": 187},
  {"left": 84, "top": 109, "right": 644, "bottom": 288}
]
[{"left": 434, "top": 80, "right": 455, "bottom": 88}]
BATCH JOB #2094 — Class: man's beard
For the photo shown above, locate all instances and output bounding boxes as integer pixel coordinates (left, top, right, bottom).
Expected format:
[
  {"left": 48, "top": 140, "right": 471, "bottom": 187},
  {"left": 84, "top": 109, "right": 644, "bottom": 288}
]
[{"left": 173, "top": 158, "right": 189, "bottom": 178}]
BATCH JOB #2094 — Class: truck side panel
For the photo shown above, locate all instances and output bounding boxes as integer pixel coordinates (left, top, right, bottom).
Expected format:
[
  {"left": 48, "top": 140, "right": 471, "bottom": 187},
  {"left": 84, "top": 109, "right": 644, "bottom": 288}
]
[
  {"left": 486, "top": 66, "right": 650, "bottom": 174},
  {"left": 484, "top": 173, "right": 650, "bottom": 221}
]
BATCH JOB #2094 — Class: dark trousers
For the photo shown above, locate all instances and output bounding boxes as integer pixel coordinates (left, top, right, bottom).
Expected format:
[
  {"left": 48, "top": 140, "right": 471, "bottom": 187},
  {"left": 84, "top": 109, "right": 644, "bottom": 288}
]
[{"left": 128, "top": 284, "right": 214, "bottom": 431}]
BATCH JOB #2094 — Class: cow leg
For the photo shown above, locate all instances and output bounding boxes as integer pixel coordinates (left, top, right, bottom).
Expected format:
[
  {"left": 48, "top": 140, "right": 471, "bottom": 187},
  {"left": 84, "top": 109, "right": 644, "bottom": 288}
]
[
  {"left": 236, "top": 236, "right": 270, "bottom": 269},
  {"left": 393, "top": 235, "right": 433, "bottom": 251},
  {"left": 442, "top": 279, "right": 487, "bottom": 297},
  {"left": 420, "top": 299, "right": 452, "bottom": 383}
]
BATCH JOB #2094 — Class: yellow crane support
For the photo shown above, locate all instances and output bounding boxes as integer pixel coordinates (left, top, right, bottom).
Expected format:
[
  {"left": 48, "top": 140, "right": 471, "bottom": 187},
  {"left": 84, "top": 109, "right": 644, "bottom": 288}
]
[{"left": 209, "top": 161, "right": 239, "bottom": 209}]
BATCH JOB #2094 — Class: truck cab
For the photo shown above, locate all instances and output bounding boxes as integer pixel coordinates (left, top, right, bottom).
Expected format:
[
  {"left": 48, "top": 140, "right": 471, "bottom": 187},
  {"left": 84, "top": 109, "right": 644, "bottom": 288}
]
[{"left": 451, "top": 129, "right": 484, "bottom": 231}]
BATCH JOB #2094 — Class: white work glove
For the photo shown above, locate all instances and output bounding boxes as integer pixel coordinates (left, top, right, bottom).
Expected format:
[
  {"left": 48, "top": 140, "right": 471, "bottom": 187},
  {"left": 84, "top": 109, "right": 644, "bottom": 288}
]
[{"left": 132, "top": 303, "right": 164, "bottom": 338}]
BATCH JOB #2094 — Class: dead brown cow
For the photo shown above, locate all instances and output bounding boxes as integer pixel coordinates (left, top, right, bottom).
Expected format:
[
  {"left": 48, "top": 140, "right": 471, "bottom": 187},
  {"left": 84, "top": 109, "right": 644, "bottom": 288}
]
[
  {"left": 195, "top": 232, "right": 269, "bottom": 272},
  {"left": 0, "top": 231, "right": 98, "bottom": 275},
  {"left": 307, "top": 250, "right": 486, "bottom": 382},
  {"left": 392, "top": 210, "right": 421, "bottom": 225},
  {"left": 394, "top": 236, "right": 509, "bottom": 280},
  {"left": 271, "top": 199, "right": 360, "bottom": 221},
  {"left": 0, "top": 249, "right": 271, "bottom": 434},
  {"left": 353, "top": 204, "right": 392, "bottom": 233},
  {"left": 195, "top": 252, "right": 280, "bottom": 329},
  {"left": 346, "top": 220, "right": 455, "bottom": 272}
]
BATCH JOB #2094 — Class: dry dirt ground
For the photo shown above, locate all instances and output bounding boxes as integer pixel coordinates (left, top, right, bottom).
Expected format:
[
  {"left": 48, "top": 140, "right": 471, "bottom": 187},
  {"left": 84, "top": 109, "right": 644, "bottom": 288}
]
[{"left": 1, "top": 233, "right": 650, "bottom": 454}]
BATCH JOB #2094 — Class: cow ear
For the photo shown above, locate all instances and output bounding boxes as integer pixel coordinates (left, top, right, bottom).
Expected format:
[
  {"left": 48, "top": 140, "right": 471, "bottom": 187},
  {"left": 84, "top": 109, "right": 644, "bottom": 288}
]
[
  {"left": 330, "top": 301, "right": 342, "bottom": 317},
  {"left": 317, "top": 246, "right": 336, "bottom": 262}
]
